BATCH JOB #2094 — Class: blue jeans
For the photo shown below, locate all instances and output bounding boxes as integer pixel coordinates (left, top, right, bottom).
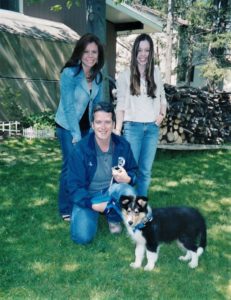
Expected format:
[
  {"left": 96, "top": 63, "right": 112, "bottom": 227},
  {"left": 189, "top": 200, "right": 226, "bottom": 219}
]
[
  {"left": 70, "top": 183, "right": 136, "bottom": 245},
  {"left": 56, "top": 127, "right": 89, "bottom": 216},
  {"left": 123, "top": 121, "right": 159, "bottom": 196}
]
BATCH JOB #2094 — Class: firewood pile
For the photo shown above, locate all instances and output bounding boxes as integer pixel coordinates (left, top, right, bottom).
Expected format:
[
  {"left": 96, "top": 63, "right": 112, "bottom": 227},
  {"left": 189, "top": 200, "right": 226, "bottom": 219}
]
[{"left": 160, "top": 85, "right": 231, "bottom": 145}]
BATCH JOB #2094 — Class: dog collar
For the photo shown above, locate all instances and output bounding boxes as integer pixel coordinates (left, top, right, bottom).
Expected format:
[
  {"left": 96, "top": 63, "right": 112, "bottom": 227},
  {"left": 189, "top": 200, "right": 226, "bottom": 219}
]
[{"left": 133, "top": 207, "right": 153, "bottom": 232}]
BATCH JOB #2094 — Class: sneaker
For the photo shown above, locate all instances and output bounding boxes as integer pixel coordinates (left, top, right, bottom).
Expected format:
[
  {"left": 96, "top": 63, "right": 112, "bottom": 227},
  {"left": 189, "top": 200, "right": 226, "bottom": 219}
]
[
  {"left": 108, "top": 222, "right": 122, "bottom": 234},
  {"left": 62, "top": 214, "right": 71, "bottom": 222}
]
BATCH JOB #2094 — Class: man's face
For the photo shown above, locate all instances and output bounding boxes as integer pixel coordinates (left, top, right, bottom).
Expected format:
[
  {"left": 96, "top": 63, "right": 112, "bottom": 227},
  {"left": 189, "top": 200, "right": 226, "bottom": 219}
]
[{"left": 92, "top": 111, "right": 114, "bottom": 143}]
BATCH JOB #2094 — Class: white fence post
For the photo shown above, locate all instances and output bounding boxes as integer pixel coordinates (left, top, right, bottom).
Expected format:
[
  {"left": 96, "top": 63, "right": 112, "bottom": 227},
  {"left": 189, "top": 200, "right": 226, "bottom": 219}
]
[
  {"left": 0, "top": 121, "right": 55, "bottom": 139},
  {"left": 0, "top": 121, "right": 21, "bottom": 136}
]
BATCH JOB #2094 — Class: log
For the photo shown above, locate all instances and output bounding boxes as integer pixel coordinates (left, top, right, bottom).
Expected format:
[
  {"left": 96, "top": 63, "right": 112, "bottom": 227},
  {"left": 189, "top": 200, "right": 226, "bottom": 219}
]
[{"left": 159, "top": 85, "right": 231, "bottom": 145}]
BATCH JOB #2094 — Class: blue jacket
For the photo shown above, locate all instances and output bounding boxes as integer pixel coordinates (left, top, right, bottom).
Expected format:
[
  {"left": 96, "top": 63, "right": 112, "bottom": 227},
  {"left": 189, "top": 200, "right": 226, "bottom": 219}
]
[
  {"left": 67, "top": 132, "right": 138, "bottom": 207},
  {"left": 55, "top": 66, "right": 103, "bottom": 141}
]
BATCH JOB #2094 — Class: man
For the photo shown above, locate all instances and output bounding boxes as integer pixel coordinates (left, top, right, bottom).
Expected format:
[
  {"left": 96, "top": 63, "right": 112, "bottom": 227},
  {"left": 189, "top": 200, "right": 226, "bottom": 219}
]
[{"left": 67, "top": 101, "right": 137, "bottom": 245}]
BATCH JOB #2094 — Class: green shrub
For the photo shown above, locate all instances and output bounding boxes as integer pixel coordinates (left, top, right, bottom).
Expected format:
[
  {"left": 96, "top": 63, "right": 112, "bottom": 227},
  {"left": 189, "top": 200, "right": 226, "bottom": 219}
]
[
  {"left": 0, "top": 87, "right": 55, "bottom": 130},
  {"left": 21, "top": 110, "right": 55, "bottom": 129},
  {"left": 0, "top": 87, "right": 26, "bottom": 121}
]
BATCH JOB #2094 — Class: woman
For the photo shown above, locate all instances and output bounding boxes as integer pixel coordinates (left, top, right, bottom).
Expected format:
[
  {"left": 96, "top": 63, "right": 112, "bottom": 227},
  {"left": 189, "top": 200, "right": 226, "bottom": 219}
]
[
  {"left": 114, "top": 33, "right": 167, "bottom": 196},
  {"left": 55, "top": 33, "right": 104, "bottom": 221}
]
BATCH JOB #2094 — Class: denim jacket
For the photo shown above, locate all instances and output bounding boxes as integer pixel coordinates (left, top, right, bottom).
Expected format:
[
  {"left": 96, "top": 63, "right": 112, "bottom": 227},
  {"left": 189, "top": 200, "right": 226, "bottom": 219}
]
[
  {"left": 67, "top": 132, "right": 138, "bottom": 207},
  {"left": 55, "top": 66, "right": 103, "bottom": 142}
]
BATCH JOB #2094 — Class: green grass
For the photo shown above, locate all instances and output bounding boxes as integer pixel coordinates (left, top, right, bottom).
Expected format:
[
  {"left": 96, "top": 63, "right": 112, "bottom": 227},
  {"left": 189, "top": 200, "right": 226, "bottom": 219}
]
[{"left": 0, "top": 138, "right": 230, "bottom": 300}]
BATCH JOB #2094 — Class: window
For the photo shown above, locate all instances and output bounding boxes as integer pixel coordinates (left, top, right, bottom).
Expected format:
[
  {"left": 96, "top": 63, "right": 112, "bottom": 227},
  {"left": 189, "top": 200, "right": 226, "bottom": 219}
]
[{"left": 0, "top": 0, "right": 20, "bottom": 12}]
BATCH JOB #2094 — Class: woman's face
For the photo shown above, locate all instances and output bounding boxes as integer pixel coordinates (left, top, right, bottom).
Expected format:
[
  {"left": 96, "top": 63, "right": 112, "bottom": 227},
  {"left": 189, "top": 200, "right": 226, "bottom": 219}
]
[
  {"left": 136, "top": 40, "right": 150, "bottom": 68},
  {"left": 81, "top": 42, "right": 99, "bottom": 71}
]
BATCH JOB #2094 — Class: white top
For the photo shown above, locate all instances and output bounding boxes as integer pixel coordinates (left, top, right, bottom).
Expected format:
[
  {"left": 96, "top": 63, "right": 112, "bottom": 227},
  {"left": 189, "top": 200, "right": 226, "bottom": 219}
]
[{"left": 116, "top": 65, "right": 167, "bottom": 123}]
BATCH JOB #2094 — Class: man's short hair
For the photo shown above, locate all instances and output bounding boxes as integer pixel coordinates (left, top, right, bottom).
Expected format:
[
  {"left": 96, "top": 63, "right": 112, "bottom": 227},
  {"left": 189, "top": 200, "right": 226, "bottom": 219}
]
[{"left": 92, "top": 101, "right": 116, "bottom": 122}]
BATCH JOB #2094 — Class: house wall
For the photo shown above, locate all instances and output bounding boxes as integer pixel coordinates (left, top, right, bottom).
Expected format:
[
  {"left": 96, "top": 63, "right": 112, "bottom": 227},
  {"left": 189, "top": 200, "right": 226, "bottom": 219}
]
[
  {"left": 24, "top": 0, "right": 117, "bottom": 79},
  {"left": 0, "top": 23, "right": 76, "bottom": 120},
  {"left": 190, "top": 66, "right": 207, "bottom": 89},
  {"left": 23, "top": 0, "right": 87, "bottom": 36}
]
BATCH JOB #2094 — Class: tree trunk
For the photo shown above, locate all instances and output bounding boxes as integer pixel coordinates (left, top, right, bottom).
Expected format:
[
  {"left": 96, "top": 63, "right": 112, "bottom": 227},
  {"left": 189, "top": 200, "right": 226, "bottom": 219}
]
[
  {"left": 86, "top": 0, "right": 109, "bottom": 101},
  {"left": 186, "top": 34, "right": 193, "bottom": 86},
  {"left": 165, "top": 0, "right": 174, "bottom": 84}
]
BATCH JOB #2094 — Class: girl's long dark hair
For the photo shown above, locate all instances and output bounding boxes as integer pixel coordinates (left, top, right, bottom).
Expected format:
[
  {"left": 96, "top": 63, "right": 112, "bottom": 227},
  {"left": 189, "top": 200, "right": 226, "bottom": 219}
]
[
  {"left": 61, "top": 33, "right": 104, "bottom": 83},
  {"left": 130, "top": 33, "right": 156, "bottom": 98}
]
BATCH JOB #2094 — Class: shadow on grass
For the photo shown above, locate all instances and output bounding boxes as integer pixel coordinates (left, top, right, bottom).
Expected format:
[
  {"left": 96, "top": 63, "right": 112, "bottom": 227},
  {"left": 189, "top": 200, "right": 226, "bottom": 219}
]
[{"left": 0, "top": 138, "right": 230, "bottom": 299}]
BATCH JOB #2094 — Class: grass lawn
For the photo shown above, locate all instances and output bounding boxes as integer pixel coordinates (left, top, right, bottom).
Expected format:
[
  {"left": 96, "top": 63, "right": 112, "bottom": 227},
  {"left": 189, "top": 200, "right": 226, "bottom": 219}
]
[{"left": 0, "top": 138, "right": 230, "bottom": 300}]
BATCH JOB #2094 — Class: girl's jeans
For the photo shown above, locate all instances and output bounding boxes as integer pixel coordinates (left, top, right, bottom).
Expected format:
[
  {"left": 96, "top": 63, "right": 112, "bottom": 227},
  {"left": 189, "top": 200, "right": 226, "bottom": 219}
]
[
  {"left": 71, "top": 183, "right": 136, "bottom": 245},
  {"left": 123, "top": 121, "right": 159, "bottom": 196}
]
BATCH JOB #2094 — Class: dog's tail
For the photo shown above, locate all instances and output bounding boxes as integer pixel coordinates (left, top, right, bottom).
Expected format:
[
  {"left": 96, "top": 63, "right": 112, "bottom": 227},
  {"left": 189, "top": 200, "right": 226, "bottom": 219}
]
[{"left": 197, "top": 218, "right": 207, "bottom": 257}]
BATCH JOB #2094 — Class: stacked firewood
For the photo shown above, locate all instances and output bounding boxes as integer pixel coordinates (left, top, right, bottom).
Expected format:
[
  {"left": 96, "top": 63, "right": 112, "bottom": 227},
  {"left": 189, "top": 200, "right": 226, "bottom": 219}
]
[{"left": 160, "top": 85, "right": 231, "bottom": 144}]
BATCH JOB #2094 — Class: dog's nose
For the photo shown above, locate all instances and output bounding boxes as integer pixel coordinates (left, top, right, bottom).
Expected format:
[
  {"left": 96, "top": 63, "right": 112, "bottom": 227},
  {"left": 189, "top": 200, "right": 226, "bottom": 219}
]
[{"left": 128, "top": 221, "right": 133, "bottom": 226}]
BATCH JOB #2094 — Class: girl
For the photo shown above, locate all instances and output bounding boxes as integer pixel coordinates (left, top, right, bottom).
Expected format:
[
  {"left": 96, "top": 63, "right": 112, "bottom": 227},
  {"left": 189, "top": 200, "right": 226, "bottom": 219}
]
[{"left": 115, "top": 33, "right": 167, "bottom": 196}]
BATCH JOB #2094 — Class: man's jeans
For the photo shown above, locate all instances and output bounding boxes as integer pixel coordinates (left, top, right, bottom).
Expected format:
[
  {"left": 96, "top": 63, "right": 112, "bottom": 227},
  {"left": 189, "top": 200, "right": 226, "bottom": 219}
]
[
  {"left": 71, "top": 183, "right": 136, "bottom": 245},
  {"left": 123, "top": 121, "right": 159, "bottom": 196}
]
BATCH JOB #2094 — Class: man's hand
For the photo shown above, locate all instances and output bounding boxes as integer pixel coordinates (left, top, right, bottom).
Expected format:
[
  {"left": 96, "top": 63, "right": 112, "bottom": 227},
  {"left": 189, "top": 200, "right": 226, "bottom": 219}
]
[
  {"left": 112, "top": 166, "right": 131, "bottom": 184},
  {"left": 92, "top": 202, "right": 107, "bottom": 213}
]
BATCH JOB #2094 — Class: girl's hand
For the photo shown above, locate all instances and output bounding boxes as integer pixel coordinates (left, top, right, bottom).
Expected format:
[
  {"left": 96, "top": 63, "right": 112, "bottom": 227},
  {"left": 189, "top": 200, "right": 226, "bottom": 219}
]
[
  {"left": 155, "top": 113, "right": 165, "bottom": 126},
  {"left": 113, "top": 129, "right": 121, "bottom": 136}
]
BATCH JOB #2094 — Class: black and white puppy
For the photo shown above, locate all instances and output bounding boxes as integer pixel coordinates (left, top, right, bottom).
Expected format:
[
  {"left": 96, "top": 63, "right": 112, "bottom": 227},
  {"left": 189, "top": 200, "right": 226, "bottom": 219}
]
[{"left": 120, "top": 195, "right": 207, "bottom": 271}]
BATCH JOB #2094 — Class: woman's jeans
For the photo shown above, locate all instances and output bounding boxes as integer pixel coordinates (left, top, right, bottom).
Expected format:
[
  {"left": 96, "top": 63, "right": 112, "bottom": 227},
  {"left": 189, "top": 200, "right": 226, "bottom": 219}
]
[
  {"left": 56, "top": 127, "right": 89, "bottom": 216},
  {"left": 56, "top": 127, "right": 73, "bottom": 216},
  {"left": 71, "top": 183, "right": 136, "bottom": 245},
  {"left": 123, "top": 121, "right": 159, "bottom": 196}
]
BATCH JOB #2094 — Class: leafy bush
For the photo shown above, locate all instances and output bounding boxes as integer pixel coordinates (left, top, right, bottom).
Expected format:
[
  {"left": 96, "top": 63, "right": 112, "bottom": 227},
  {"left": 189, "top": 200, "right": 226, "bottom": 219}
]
[
  {"left": 21, "top": 110, "right": 55, "bottom": 129},
  {"left": 0, "top": 87, "right": 55, "bottom": 129},
  {"left": 0, "top": 87, "right": 26, "bottom": 121}
]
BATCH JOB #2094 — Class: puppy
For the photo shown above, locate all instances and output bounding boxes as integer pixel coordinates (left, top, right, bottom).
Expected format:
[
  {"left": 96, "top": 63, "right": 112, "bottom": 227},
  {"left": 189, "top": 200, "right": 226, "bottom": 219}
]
[{"left": 120, "top": 195, "right": 207, "bottom": 271}]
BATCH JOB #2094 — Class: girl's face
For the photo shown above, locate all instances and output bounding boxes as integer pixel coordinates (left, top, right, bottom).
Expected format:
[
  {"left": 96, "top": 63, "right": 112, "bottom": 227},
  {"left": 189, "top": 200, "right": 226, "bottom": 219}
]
[
  {"left": 81, "top": 42, "right": 99, "bottom": 71},
  {"left": 136, "top": 40, "right": 150, "bottom": 68}
]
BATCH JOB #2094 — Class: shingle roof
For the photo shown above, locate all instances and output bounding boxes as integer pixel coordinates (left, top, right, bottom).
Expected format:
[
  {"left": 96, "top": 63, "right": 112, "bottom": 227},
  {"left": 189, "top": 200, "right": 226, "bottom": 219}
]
[{"left": 0, "top": 9, "right": 79, "bottom": 42}]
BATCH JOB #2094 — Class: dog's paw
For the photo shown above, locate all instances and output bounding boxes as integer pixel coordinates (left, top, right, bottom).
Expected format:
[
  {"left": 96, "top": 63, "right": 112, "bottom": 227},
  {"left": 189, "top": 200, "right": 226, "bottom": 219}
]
[
  {"left": 179, "top": 255, "right": 191, "bottom": 262},
  {"left": 179, "top": 250, "right": 192, "bottom": 262},
  {"left": 130, "top": 262, "right": 141, "bottom": 269},
  {"left": 188, "top": 261, "right": 198, "bottom": 269},
  {"left": 144, "top": 263, "right": 155, "bottom": 271}
]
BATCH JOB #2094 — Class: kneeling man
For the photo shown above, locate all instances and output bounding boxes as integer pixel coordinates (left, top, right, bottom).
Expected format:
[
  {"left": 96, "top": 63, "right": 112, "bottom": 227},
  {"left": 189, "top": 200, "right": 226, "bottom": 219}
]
[{"left": 67, "top": 101, "right": 137, "bottom": 244}]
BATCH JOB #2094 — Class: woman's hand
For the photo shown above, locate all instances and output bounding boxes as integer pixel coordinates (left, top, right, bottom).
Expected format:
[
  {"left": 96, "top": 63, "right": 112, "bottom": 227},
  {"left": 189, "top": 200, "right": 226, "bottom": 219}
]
[{"left": 72, "top": 137, "right": 78, "bottom": 144}]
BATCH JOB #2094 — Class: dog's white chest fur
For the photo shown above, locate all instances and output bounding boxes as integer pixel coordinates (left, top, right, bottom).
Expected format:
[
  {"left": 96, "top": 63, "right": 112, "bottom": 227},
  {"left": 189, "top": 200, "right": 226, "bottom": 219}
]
[
  {"left": 126, "top": 225, "right": 146, "bottom": 244},
  {"left": 125, "top": 224, "right": 158, "bottom": 271}
]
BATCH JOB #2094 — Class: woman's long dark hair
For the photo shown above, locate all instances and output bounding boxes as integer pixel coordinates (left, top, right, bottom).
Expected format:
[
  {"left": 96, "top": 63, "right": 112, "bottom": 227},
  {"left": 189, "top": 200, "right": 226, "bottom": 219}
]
[
  {"left": 130, "top": 33, "right": 156, "bottom": 98},
  {"left": 61, "top": 33, "right": 104, "bottom": 83}
]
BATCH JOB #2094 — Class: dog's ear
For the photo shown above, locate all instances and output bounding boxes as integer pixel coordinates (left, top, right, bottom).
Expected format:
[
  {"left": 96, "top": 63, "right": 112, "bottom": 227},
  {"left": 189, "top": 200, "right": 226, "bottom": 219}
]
[
  {"left": 119, "top": 195, "right": 133, "bottom": 207},
  {"left": 136, "top": 196, "right": 148, "bottom": 208}
]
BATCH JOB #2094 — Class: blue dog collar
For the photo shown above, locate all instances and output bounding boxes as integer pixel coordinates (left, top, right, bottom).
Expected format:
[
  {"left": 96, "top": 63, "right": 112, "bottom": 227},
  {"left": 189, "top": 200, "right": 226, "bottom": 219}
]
[{"left": 133, "top": 206, "right": 153, "bottom": 232}]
